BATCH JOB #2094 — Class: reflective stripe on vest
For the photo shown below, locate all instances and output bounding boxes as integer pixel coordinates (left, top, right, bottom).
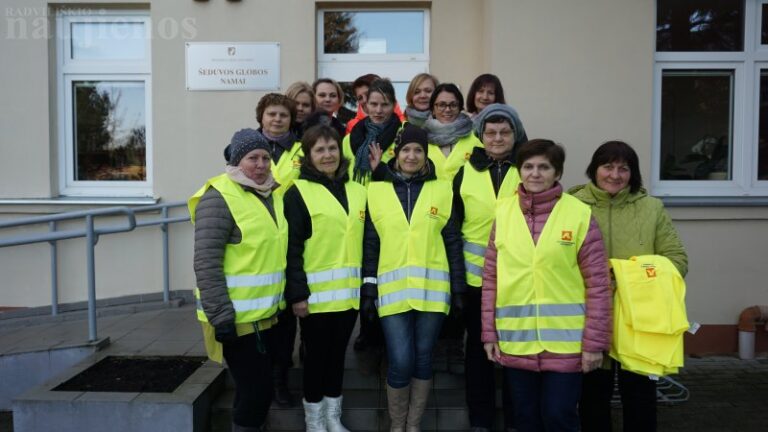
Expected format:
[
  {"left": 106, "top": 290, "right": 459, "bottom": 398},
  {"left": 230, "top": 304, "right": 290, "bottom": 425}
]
[
  {"left": 295, "top": 179, "right": 366, "bottom": 313},
  {"left": 494, "top": 193, "right": 591, "bottom": 355},
  {"left": 368, "top": 180, "right": 453, "bottom": 317},
  {"left": 272, "top": 142, "right": 303, "bottom": 190},
  {"left": 188, "top": 173, "right": 288, "bottom": 324},
  {"left": 428, "top": 134, "right": 482, "bottom": 181},
  {"left": 498, "top": 329, "right": 584, "bottom": 343},
  {"left": 459, "top": 161, "right": 519, "bottom": 286}
]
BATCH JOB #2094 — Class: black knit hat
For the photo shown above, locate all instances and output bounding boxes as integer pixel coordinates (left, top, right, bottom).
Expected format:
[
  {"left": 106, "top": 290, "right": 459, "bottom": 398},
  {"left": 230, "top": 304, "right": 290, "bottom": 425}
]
[
  {"left": 394, "top": 123, "right": 429, "bottom": 157},
  {"left": 224, "top": 128, "right": 271, "bottom": 166}
]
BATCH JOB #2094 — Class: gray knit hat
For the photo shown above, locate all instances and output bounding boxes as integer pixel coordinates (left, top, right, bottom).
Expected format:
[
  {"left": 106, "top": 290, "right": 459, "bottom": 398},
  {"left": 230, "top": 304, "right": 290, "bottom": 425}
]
[
  {"left": 224, "top": 128, "right": 271, "bottom": 166},
  {"left": 473, "top": 103, "right": 528, "bottom": 144}
]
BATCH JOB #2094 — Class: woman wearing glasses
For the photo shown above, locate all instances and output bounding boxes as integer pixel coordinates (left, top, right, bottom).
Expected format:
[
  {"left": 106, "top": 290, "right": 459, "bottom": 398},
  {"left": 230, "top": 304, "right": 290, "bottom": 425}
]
[{"left": 421, "top": 83, "right": 482, "bottom": 180}]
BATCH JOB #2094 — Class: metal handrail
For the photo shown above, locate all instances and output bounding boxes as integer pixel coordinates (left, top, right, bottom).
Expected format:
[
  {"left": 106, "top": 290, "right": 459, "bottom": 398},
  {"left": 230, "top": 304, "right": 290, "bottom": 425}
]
[{"left": 0, "top": 201, "right": 190, "bottom": 341}]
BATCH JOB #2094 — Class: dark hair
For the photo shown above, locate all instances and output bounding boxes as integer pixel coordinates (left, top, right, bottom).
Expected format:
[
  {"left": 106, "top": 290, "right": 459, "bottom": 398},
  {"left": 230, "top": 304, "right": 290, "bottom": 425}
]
[
  {"left": 300, "top": 124, "right": 341, "bottom": 164},
  {"left": 466, "top": 73, "right": 506, "bottom": 114},
  {"left": 429, "top": 83, "right": 464, "bottom": 116},
  {"left": 256, "top": 93, "right": 296, "bottom": 124},
  {"left": 516, "top": 139, "right": 565, "bottom": 177},
  {"left": 353, "top": 74, "right": 381, "bottom": 91},
  {"left": 367, "top": 78, "right": 397, "bottom": 105},
  {"left": 586, "top": 140, "right": 643, "bottom": 193}
]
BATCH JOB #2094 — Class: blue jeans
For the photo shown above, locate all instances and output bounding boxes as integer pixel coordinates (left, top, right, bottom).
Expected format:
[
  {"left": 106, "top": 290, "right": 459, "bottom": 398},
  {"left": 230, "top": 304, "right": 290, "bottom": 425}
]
[
  {"left": 380, "top": 310, "right": 445, "bottom": 388},
  {"left": 504, "top": 367, "right": 583, "bottom": 432}
]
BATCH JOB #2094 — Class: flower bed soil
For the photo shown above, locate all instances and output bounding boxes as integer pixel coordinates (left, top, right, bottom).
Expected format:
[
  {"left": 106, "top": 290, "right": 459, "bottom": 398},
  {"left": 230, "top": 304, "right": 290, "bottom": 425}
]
[{"left": 53, "top": 356, "right": 206, "bottom": 393}]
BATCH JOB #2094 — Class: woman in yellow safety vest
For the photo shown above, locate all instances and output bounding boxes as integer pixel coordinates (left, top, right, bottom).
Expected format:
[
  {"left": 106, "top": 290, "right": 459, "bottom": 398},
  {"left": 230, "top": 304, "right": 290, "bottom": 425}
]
[
  {"left": 283, "top": 124, "right": 368, "bottom": 432},
  {"left": 421, "top": 83, "right": 482, "bottom": 180},
  {"left": 570, "top": 141, "right": 688, "bottom": 432},
  {"left": 403, "top": 73, "right": 439, "bottom": 127},
  {"left": 481, "top": 139, "right": 612, "bottom": 432},
  {"left": 452, "top": 103, "right": 527, "bottom": 431},
  {"left": 361, "top": 123, "right": 466, "bottom": 431},
  {"left": 190, "top": 128, "right": 287, "bottom": 432},
  {"left": 343, "top": 78, "right": 403, "bottom": 184},
  {"left": 255, "top": 93, "right": 303, "bottom": 189}
]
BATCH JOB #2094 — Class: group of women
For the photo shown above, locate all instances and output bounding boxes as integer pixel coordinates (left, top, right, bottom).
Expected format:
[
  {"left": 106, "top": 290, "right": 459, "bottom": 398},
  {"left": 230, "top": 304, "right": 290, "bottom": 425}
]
[{"left": 191, "top": 72, "right": 688, "bottom": 432}]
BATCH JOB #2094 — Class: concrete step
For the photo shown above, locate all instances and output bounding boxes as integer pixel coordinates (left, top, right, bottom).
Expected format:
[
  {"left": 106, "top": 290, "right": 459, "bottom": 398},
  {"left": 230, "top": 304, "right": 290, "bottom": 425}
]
[{"left": 210, "top": 387, "right": 507, "bottom": 431}]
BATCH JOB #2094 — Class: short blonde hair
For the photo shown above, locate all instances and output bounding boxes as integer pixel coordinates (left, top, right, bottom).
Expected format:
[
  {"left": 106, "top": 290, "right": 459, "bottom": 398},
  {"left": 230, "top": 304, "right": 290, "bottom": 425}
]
[
  {"left": 406, "top": 73, "right": 439, "bottom": 107},
  {"left": 285, "top": 81, "right": 315, "bottom": 112}
]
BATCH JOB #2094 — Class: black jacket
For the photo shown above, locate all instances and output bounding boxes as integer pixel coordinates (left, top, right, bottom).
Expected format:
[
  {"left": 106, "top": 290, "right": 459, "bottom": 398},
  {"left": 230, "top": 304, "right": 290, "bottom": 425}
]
[
  {"left": 362, "top": 159, "right": 466, "bottom": 298},
  {"left": 452, "top": 146, "right": 517, "bottom": 226},
  {"left": 283, "top": 158, "right": 352, "bottom": 305}
]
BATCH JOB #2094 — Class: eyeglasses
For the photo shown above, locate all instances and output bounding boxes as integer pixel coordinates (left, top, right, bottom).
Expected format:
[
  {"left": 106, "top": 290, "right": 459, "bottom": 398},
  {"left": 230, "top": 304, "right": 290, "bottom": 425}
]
[
  {"left": 434, "top": 102, "right": 460, "bottom": 111},
  {"left": 483, "top": 129, "right": 514, "bottom": 139}
]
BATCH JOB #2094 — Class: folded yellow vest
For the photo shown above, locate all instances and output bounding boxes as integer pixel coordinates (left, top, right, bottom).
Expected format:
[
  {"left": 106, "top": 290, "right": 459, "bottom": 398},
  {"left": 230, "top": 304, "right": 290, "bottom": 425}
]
[{"left": 609, "top": 255, "right": 688, "bottom": 376}]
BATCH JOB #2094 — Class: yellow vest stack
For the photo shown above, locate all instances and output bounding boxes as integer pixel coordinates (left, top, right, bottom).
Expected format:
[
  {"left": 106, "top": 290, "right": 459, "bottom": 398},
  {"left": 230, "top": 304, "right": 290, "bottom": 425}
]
[{"left": 609, "top": 255, "right": 688, "bottom": 376}]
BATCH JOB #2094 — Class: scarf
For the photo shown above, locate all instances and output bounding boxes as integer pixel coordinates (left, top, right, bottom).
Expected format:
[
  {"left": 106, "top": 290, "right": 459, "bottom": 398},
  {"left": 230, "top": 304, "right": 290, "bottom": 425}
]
[
  {"left": 225, "top": 165, "right": 277, "bottom": 198},
  {"left": 422, "top": 112, "right": 473, "bottom": 148},
  {"left": 405, "top": 106, "right": 431, "bottom": 127},
  {"left": 261, "top": 130, "right": 297, "bottom": 161},
  {"left": 350, "top": 116, "right": 401, "bottom": 183}
]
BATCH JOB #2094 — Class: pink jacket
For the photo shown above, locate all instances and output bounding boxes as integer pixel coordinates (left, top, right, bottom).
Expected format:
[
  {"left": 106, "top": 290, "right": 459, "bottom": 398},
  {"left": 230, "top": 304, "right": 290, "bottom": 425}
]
[{"left": 481, "top": 183, "right": 612, "bottom": 373}]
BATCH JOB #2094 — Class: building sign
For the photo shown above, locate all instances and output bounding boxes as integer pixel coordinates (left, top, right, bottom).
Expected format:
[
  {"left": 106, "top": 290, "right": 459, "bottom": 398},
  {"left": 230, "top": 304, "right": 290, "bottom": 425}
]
[{"left": 185, "top": 42, "right": 280, "bottom": 91}]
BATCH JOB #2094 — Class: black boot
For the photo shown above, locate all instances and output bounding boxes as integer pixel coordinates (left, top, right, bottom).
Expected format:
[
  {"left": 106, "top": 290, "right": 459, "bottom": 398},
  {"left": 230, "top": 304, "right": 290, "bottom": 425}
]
[{"left": 272, "top": 366, "right": 297, "bottom": 407}]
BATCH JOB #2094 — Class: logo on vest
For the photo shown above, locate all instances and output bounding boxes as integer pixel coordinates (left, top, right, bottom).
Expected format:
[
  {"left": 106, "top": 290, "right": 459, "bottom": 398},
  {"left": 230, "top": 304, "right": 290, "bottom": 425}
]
[
  {"left": 359, "top": 210, "right": 366, "bottom": 222},
  {"left": 388, "top": 148, "right": 395, "bottom": 157},
  {"left": 644, "top": 266, "right": 657, "bottom": 278},
  {"left": 558, "top": 230, "right": 574, "bottom": 246},
  {"left": 292, "top": 159, "right": 301, "bottom": 169},
  {"left": 429, "top": 206, "right": 439, "bottom": 219},
  {"left": 464, "top": 152, "right": 471, "bottom": 160}
]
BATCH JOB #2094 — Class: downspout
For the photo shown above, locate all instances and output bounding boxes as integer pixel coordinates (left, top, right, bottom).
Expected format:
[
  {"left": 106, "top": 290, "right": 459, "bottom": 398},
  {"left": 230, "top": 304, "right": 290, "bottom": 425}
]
[{"left": 738, "top": 305, "right": 768, "bottom": 359}]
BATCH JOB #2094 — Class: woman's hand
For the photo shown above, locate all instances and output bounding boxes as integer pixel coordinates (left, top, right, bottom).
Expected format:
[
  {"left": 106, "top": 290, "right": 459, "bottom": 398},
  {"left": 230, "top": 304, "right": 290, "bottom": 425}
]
[
  {"left": 292, "top": 300, "right": 309, "bottom": 318},
  {"left": 483, "top": 342, "right": 501, "bottom": 363},
  {"left": 368, "top": 142, "right": 383, "bottom": 172},
  {"left": 582, "top": 351, "right": 603, "bottom": 373}
]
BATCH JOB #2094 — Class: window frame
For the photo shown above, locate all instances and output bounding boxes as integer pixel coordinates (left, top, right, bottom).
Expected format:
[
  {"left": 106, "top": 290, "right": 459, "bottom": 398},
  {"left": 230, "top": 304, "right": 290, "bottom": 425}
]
[
  {"left": 56, "top": 11, "right": 153, "bottom": 197},
  {"left": 316, "top": 7, "right": 430, "bottom": 97},
  {"left": 652, "top": 0, "right": 768, "bottom": 197},
  {"left": 316, "top": 8, "right": 430, "bottom": 62}
]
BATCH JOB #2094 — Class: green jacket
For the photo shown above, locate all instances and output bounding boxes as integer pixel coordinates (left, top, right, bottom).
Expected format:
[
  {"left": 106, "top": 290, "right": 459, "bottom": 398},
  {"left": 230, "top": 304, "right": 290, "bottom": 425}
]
[{"left": 569, "top": 182, "right": 688, "bottom": 277}]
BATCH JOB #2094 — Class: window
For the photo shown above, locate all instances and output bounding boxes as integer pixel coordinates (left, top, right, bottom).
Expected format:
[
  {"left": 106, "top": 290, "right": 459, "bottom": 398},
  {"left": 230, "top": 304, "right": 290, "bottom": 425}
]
[
  {"left": 317, "top": 9, "right": 429, "bottom": 121},
  {"left": 653, "top": 1, "right": 768, "bottom": 196},
  {"left": 57, "top": 12, "right": 152, "bottom": 197}
]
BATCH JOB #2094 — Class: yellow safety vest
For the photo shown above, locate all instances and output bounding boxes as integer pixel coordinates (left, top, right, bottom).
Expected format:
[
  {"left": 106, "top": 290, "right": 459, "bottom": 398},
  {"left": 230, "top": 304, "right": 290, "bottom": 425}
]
[
  {"left": 188, "top": 173, "right": 288, "bottom": 324},
  {"left": 495, "top": 194, "right": 591, "bottom": 355},
  {"left": 294, "top": 179, "right": 367, "bottom": 313},
  {"left": 428, "top": 133, "right": 483, "bottom": 181},
  {"left": 368, "top": 180, "right": 453, "bottom": 317},
  {"left": 272, "top": 141, "right": 303, "bottom": 190},
  {"left": 459, "top": 162, "right": 520, "bottom": 287},
  {"left": 609, "top": 255, "right": 688, "bottom": 376}
]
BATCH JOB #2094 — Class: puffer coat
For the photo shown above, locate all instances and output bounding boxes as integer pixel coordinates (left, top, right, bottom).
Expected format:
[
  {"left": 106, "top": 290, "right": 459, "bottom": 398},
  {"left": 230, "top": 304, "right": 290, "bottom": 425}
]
[{"left": 568, "top": 182, "right": 688, "bottom": 276}]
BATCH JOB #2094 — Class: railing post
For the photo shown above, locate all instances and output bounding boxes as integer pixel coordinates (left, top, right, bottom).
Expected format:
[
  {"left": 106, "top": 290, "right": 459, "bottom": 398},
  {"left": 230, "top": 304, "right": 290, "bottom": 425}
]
[
  {"left": 161, "top": 206, "right": 170, "bottom": 304},
  {"left": 49, "top": 221, "right": 59, "bottom": 316},
  {"left": 85, "top": 215, "right": 97, "bottom": 341}
]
